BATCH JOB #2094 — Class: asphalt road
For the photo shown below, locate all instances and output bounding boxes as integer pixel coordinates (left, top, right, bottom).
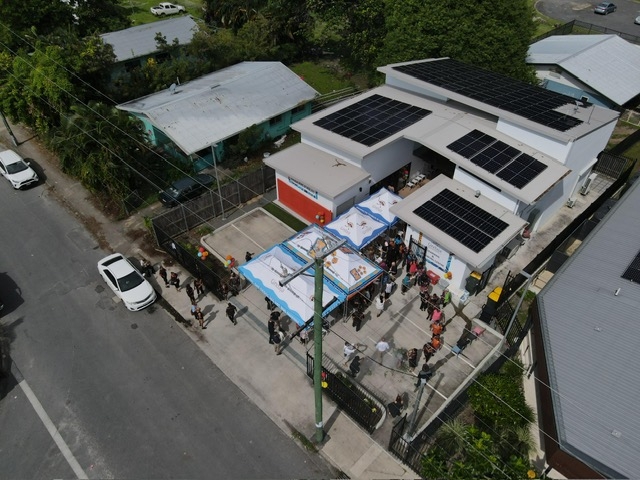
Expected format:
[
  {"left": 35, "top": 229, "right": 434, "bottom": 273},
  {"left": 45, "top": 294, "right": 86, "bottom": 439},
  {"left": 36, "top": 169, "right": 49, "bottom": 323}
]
[
  {"left": 536, "top": 0, "right": 640, "bottom": 36},
  {"left": 0, "top": 177, "right": 331, "bottom": 478}
]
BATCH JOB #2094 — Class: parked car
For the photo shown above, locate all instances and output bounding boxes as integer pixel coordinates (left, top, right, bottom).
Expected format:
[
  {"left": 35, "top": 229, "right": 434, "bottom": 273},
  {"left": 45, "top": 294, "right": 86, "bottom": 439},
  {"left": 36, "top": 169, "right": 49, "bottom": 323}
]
[
  {"left": 0, "top": 150, "right": 39, "bottom": 189},
  {"left": 159, "top": 174, "right": 215, "bottom": 207},
  {"left": 635, "top": 15, "right": 640, "bottom": 24},
  {"left": 150, "top": 2, "right": 185, "bottom": 15},
  {"left": 97, "top": 254, "right": 157, "bottom": 311},
  {"left": 594, "top": 2, "right": 616, "bottom": 14}
]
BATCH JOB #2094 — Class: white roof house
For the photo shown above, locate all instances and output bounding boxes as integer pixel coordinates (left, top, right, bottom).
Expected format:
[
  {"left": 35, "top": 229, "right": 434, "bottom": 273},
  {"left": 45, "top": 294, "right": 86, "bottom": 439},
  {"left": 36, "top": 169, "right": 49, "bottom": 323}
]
[
  {"left": 117, "top": 62, "right": 319, "bottom": 156},
  {"left": 265, "top": 57, "right": 619, "bottom": 292},
  {"left": 100, "top": 15, "right": 199, "bottom": 62},
  {"left": 534, "top": 177, "right": 640, "bottom": 478},
  {"left": 527, "top": 34, "right": 640, "bottom": 107}
]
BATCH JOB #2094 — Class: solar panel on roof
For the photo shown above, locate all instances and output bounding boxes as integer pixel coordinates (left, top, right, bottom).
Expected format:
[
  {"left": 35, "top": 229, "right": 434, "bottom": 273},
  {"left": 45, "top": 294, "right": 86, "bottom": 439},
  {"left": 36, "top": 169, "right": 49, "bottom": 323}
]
[
  {"left": 622, "top": 251, "right": 640, "bottom": 283},
  {"left": 446, "top": 130, "right": 548, "bottom": 188},
  {"left": 313, "top": 94, "right": 431, "bottom": 147},
  {"left": 413, "top": 188, "right": 509, "bottom": 253},
  {"left": 393, "top": 59, "right": 582, "bottom": 132}
]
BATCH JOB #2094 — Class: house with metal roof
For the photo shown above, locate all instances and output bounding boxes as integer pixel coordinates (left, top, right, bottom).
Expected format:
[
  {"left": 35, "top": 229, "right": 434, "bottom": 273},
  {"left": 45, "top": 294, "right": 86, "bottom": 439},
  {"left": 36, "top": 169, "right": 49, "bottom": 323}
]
[
  {"left": 117, "top": 62, "right": 319, "bottom": 170},
  {"left": 100, "top": 16, "right": 199, "bottom": 80},
  {"left": 527, "top": 34, "right": 640, "bottom": 109},
  {"left": 531, "top": 177, "right": 640, "bottom": 479},
  {"left": 265, "top": 57, "right": 618, "bottom": 298}
]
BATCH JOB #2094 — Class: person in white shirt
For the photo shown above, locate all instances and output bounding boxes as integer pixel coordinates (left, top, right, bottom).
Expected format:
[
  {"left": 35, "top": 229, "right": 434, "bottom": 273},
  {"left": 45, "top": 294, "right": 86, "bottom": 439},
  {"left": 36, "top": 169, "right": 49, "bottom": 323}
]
[
  {"left": 375, "top": 337, "right": 390, "bottom": 361},
  {"left": 343, "top": 342, "right": 357, "bottom": 365},
  {"left": 375, "top": 295, "right": 385, "bottom": 317}
]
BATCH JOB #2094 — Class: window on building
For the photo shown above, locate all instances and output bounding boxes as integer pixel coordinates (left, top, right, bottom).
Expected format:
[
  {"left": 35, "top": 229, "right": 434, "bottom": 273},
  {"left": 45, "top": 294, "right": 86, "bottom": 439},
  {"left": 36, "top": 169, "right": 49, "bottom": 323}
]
[
  {"left": 124, "top": 60, "right": 141, "bottom": 72},
  {"left": 155, "top": 52, "right": 170, "bottom": 64},
  {"left": 270, "top": 114, "right": 283, "bottom": 126},
  {"left": 292, "top": 105, "right": 306, "bottom": 115}
]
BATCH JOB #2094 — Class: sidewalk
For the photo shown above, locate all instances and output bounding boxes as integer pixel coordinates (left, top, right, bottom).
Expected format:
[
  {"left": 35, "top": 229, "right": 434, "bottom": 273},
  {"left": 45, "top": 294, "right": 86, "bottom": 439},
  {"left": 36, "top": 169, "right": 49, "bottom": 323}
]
[{"left": 0, "top": 124, "right": 417, "bottom": 478}]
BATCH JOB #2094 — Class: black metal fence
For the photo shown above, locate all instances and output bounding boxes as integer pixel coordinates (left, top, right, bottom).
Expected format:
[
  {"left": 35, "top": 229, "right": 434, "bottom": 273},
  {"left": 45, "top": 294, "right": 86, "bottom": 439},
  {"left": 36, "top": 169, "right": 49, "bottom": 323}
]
[
  {"left": 306, "top": 353, "right": 383, "bottom": 433},
  {"left": 152, "top": 221, "right": 226, "bottom": 299},
  {"left": 150, "top": 166, "right": 276, "bottom": 299},
  {"left": 531, "top": 19, "right": 640, "bottom": 46},
  {"left": 152, "top": 166, "right": 275, "bottom": 238}
]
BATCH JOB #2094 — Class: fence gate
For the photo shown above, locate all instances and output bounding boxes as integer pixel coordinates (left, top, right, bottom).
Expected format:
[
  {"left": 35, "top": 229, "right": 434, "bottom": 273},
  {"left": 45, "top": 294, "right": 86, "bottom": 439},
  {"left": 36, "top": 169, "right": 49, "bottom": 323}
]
[{"left": 305, "top": 353, "right": 383, "bottom": 434}]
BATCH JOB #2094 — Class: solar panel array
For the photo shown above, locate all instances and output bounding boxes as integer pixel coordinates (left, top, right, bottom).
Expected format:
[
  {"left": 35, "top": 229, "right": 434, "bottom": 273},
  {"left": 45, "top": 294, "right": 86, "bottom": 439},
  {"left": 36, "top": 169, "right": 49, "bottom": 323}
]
[
  {"left": 622, "top": 250, "right": 640, "bottom": 283},
  {"left": 447, "top": 130, "right": 547, "bottom": 189},
  {"left": 413, "top": 189, "right": 509, "bottom": 253},
  {"left": 313, "top": 94, "right": 431, "bottom": 147},
  {"left": 393, "top": 59, "right": 582, "bottom": 132}
]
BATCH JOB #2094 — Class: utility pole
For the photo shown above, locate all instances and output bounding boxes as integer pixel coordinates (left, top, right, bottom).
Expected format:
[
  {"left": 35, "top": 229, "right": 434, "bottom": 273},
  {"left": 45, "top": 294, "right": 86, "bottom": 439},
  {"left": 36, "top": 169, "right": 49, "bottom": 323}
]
[
  {"left": 0, "top": 111, "right": 18, "bottom": 147},
  {"left": 279, "top": 232, "right": 346, "bottom": 443},
  {"left": 211, "top": 143, "right": 226, "bottom": 219}
]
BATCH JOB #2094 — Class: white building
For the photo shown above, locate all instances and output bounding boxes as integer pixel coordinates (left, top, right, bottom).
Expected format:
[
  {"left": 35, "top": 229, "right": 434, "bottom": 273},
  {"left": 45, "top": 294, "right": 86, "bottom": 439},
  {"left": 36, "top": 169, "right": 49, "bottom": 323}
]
[{"left": 265, "top": 58, "right": 619, "bottom": 297}]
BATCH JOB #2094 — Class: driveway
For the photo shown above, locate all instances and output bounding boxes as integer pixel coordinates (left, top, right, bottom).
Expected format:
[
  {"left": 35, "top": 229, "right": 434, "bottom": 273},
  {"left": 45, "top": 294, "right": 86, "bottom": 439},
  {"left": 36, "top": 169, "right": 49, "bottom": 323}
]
[{"left": 536, "top": 0, "right": 640, "bottom": 37}]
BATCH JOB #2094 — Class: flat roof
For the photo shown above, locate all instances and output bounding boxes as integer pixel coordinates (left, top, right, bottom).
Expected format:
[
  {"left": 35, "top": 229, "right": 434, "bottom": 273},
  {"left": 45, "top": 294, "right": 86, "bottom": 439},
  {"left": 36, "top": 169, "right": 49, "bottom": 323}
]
[
  {"left": 528, "top": 35, "right": 640, "bottom": 106},
  {"left": 536, "top": 178, "right": 640, "bottom": 478},
  {"left": 378, "top": 58, "right": 619, "bottom": 143},
  {"left": 117, "top": 62, "right": 318, "bottom": 155},
  {"left": 100, "top": 15, "right": 198, "bottom": 62},
  {"left": 264, "top": 143, "right": 370, "bottom": 199},
  {"left": 293, "top": 86, "right": 436, "bottom": 158},
  {"left": 295, "top": 85, "right": 568, "bottom": 204},
  {"left": 390, "top": 175, "right": 527, "bottom": 268}
]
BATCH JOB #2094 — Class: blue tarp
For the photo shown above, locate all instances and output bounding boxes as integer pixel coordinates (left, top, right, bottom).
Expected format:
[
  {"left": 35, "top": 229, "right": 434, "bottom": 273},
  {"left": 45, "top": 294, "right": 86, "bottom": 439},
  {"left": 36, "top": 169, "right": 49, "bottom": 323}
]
[
  {"left": 355, "top": 187, "right": 402, "bottom": 226},
  {"left": 283, "top": 225, "right": 383, "bottom": 295},
  {"left": 238, "top": 244, "right": 345, "bottom": 326},
  {"left": 324, "top": 206, "right": 387, "bottom": 250}
]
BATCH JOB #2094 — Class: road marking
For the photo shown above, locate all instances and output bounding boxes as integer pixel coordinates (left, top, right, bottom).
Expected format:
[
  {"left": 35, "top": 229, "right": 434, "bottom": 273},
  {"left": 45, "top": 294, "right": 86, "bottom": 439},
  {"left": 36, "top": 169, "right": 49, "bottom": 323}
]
[{"left": 18, "top": 379, "right": 88, "bottom": 479}]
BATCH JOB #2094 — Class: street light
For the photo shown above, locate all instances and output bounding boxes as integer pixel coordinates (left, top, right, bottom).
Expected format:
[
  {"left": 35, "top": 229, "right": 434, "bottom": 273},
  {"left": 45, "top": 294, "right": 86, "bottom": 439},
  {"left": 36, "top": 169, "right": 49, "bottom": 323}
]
[
  {"left": 211, "top": 143, "right": 226, "bottom": 219},
  {"left": 279, "top": 231, "right": 346, "bottom": 443}
]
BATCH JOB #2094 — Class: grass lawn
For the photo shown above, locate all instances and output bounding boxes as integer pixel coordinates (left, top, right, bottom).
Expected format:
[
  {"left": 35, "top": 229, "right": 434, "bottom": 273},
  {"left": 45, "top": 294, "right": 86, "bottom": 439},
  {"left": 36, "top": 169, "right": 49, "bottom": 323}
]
[
  {"left": 289, "top": 61, "right": 355, "bottom": 94},
  {"left": 124, "top": 0, "right": 204, "bottom": 27},
  {"left": 263, "top": 203, "right": 308, "bottom": 231}
]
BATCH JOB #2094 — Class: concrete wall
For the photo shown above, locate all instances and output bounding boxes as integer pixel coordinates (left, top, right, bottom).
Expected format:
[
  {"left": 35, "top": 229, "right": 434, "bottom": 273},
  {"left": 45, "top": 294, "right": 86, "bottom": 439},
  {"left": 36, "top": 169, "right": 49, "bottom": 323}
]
[{"left": 453, "top": 168, "right": 519, "bottom": 213}]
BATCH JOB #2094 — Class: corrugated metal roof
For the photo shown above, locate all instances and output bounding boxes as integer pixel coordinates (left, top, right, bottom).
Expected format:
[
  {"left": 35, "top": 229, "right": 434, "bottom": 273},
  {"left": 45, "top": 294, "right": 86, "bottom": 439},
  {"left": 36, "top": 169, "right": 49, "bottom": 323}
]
[
  {"left": 100, "top": 16, "right": 199, "bottom": 62},
  {"left": 528, "top": 35, "right": 640, "bottom": 105},
  {"left": 117, "top": 62, "right": 318, "bottom": 155},
  {"left": 537, "top": 178, "right": 640, "bottom": 478}
]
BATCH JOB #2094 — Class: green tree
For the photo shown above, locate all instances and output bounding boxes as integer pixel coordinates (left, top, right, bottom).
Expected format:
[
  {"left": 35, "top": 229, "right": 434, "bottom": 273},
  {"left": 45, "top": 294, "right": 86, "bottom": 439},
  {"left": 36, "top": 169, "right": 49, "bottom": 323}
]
[
  {"left": 72, "top": 0, "right": 131, "bottom": 37},
  {"left": 0, "top": 1, "right": 74, "bottom": 52},
  {"left": 51, "top": 102, "right": 154, "bottom": 214},
  {"left": 377, "top": 0, "right": 537, "bottom": 82},
  {"left": 309, "top": 0, "right": 386, "bottom": 72}
]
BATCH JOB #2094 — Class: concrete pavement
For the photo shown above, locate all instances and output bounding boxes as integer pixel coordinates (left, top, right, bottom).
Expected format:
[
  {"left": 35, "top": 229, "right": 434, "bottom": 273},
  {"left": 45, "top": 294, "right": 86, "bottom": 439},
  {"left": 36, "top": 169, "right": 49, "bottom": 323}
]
[{"left": 0, "top": 123, "right": 418, "bottom": 478}]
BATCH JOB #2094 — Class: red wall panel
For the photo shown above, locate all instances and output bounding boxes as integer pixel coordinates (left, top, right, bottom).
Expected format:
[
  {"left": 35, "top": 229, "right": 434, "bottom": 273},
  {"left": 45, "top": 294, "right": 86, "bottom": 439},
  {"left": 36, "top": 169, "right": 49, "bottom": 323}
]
[{"left": 277, "top": 179, "right": 332, "bottom": 225}]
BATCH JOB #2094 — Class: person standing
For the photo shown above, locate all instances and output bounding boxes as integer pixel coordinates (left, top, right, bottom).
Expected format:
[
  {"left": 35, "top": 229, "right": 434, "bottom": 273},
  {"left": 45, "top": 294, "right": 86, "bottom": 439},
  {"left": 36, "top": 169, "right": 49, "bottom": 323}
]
[
  {"left": 141, "top": 259, "right": 154, "bottom": 278},
  {"left": 423, "top": 343, "right": 435, "bottom": 363},
  {"left": 375, "top": 337, "right": 390, "bottom": 361},
  {"left": 387, "top": 394, "right": 404, "bottom": 418},
  {"left": 190, "top": 302, "right": 198, "bottom": 320},
  {"left": 388, "top": 261, "right": 398, "bottom": 281},
  {"left": 348, "top": 355, "right": 361, "bottom": 377},
  {"left": 384, "top": 278, "right": 394, "bottom": 300},
  {"left": 220, "top": 282, "right": 229, "bottom": 301},
  {"left": 158, "top": 266, "right": 169, "bottom": 287},
  {"left": 375, "top": 294, "right": 385, "bottom": 317},
  {"left": 407, "top": 348, "right": 418, "bottom": 370},
  {"left": 194, "top": 278, "right": 205, "bottom": 296},
  {"left": 265, "top": 296, "right": 275, "bottom": 311},
  {"left": 226, "top": 303, "right": 238, "bottom": 325},
  {"left": 431, "top": 307, "right": 442, "bottom": 324},
  {"left": 343, "top": 342, "right": 357, "bottom": 366},
  {"left": 185, "top": 284, "right": 196, "bottom": 304},
  {"left": 401, "top": 274, "right": 412, "bottom": 295},
  {"left": 245, "top": 251, "right": 254, "bottom": 262},
  {"left": 169, "top": 272, "right": 180, "bottom": 290},
  {"left": 351, "top": 308, "right": 364, "bottom": 332},
  {"left": 268, "top": 311, "right": 281, "bottom": 341},
  {"left": 195, "top": 307, "right": 205, "bottom": 329},
  {"left": 415, "top": 364, "right": 432, "bottom": 388}
]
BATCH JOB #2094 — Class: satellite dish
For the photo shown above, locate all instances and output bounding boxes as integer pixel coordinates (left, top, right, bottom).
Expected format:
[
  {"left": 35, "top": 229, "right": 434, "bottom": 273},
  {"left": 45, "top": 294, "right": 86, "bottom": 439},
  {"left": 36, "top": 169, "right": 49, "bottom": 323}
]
[{"left": 169, "top": 83, "right": 177, "bottom": 94}]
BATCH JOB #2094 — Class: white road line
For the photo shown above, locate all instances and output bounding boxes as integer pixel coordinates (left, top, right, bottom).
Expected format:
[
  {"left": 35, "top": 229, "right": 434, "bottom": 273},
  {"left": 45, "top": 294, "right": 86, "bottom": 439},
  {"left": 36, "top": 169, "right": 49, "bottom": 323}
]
[{"left": 18, "top": 379, "right": 88, "bottom": 479}]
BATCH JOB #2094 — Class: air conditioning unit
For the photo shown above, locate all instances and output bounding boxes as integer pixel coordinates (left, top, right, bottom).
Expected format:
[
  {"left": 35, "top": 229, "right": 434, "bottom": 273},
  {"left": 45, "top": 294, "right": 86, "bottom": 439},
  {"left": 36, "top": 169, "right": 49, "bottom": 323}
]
[
  {"left": 580, "top": 173, "right": 598, "bottom": 196},
  {"left": 566, "top": 197, "right": 577, "bottom": 208}
]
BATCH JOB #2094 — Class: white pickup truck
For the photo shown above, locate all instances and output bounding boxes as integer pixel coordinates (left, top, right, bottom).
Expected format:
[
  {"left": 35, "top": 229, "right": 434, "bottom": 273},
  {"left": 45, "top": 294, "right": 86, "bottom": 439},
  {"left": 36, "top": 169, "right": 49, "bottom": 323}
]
[{"left": 150, "top": 2, "right": 185, "bottom": 16}]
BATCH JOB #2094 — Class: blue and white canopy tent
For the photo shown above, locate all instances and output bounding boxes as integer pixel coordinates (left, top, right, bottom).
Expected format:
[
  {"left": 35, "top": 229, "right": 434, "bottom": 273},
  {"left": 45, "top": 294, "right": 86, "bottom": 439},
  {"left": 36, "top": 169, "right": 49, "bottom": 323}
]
[
  {"left": 283, "top": 224, "right": 383, "bottom": 296},
  {"left": 355, "top": 187, "right": 402, "bottom": 226},
  {"left": 238, "top": 244, "right": 345, "bottom": 326},
  {"left": 324, "top": 206, "right": 387, "bottom": 251}
]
